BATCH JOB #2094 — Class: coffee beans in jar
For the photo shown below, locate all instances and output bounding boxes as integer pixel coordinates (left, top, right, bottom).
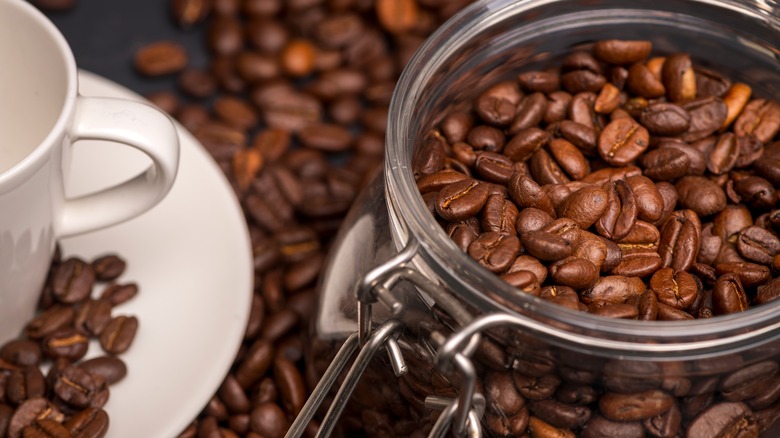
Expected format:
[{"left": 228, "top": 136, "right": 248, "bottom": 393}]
[{"left": 416, "top": 39, "right": 780, "bottom": 321}]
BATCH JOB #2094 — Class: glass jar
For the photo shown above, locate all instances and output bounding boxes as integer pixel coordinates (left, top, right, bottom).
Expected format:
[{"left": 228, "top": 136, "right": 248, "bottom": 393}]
[{"left": 294, "top": 1, "right": 780, "bottom": 437}]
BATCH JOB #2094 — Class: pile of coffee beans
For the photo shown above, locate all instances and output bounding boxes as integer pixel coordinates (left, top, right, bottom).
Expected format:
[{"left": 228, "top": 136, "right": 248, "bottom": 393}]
[
  {"left": 130, "top": 1, "right": 476, "bottom": 437},
  {"left": 0, "top": 250, "right": 135, "bottom": 438},
  {"left": 416, "top": 39, "right": 780, "bottom": 320}
]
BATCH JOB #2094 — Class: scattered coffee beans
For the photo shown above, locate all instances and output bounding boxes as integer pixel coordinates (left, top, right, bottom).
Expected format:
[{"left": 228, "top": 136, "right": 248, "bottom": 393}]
[{"left": 0, "top": 250, "right": 134, "bottom": 438}]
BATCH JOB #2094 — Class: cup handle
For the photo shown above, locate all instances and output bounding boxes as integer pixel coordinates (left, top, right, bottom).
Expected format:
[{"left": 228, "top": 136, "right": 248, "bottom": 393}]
[{"left": 57, "top": 96, "right": 180, "bottom": 237}]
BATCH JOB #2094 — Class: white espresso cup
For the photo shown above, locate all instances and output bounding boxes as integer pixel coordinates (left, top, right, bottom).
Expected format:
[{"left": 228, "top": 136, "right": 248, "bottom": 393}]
[{"left": 0, "top": 0, "right": 179, "bottom": 341}]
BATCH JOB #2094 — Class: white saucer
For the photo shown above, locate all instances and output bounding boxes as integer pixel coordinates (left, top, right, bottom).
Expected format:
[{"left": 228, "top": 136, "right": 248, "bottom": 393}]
[{"left": 59, "top": 70, "right": 253, "bottom": 437}]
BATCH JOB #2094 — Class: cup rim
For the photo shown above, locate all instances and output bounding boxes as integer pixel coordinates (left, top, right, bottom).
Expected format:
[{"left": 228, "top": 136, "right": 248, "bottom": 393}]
[
  {"left": 385, "top": 0, "right": 780, "bottom": 356},
  {"left": 0, "top": 0, "right": 78, "bottom": 190}
]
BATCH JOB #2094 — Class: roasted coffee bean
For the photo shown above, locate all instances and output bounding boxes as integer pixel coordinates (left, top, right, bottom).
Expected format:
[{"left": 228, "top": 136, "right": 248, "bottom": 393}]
[
  {"left": 508, "top": 173, "right": 557, "bottom": 218},
  {"left": 529, "top": 398, "right": 591, "bottom": 430},
  {"left": 504, "top": 128, "right": 549, "bottom": 162},
  {"left": 593, "top": 40, "right": 652, "bottom": 65},
  {"left": 89, "top": 255, "right": 125, "bottom": 282},
  {"left": 99, "top": 316, "right": 138, "bottom": 355},
  {"left": 98, "top": 283, "right": 138, "bottom": 307},
  {"left": 716, "top": 261, "right": 771, "bottom": 288},
  {"left": 79, "top": 356, "right": 127, "bottom": 386},
  {"left": 469, "top": 232, "right": 521, "bottom": 273},
  {"left": 756, "top": 277, "right": 780, "bottom": 305},
  {"left": 517, "top": 70, "right": 560, "bottom": 94},
  {"left": 650, "top": 267, "right": 698, "bottom": 310},
  {"left": 52, "top": 259, "right": 95, "bottom": 304},
  {"left": 733, "top": 176, "right": 775, "bottom": 210},
  {"left": 626, "top": 175, "right": 664, "bottom": 223},
  {"left": 736, "top": 226, "right": 780, "bottom": 265},
  {"left": 134, "top": 41, "right": 188, "bottom": 76},
  {"left": 64, "top": 407, "right": 109, "bottom": 438},
  {"left": 475, "top": 152, "right": 515, "bottom": 185},
  {"left": 558, "top": 186, "right": 608, "bottom": 229},
  {"left": 467, "top": 125, "right": 505, "bottom": 152},
  {"left": 481, "top": 194, "right": 519, "bottom": 234},
  {"left": 249, "top": 402, "right": 287, "bottom": 437},
  {"left": 639, "top": 147, "right": 690, "bottom": 181},
  {"left": 273, "top": 357, "right": 306, "bottom": 417},
  {"left": 510, "top": 93, "right": 547, "bottom": 134},
  {"left": 521, "top": 231, "right": 571, "bottom": 262},
  {"left": 53, "top": 365, "right": 96, "bottom": 409},
  {"left": 662, "top": 53, "right": 696, "bottom": 102},
  {"left": 7, "top": 398, "right": 62, "bottom": 438},
  {"left": 720, "top": 361, "right": 779, "bottom": 402},
  {"left": 42, "top": 329, "right": 89, "bottom": 361},
  {"left": 73, "top": 300, "right": 112, "bottom": 337},
  {"left": 581, "top": 275, "right": 645, "bottom": 305},
  {"left": 435, "top": 178, "right": 490, "bottom": 221},
  {"left": 681, "top": 97, "right": 728, "bottom": 142},
  {"left": 550, "top": 257, "right": 599, "bottom": 290},
  {"left": 686, "top": 402, "right": 757, "bottom": 438},
  {"left": 596, "top": 179, "right": 637, "bottom": 240},
  {"left": 639, "top": 102, "right": 690, "bottom": 136},
  {"left": 6, "top": 367, "right": 45, "bottom": 406},
  {"left": 658, "top": 209, "right": 701, "bottom": 272},
  {"left": 734, "top": 99, "right": 780, "bottom": 144},
  {"left": 627, "top": 62, "right": 665, "bottom": 98},
  {"left": 25, "top": 306, "right": 75, "bottom": 341},
  {"left": 713, "top": 274, "right": 749, "bottom": 315},
  {"left": 0, "top": 341, "right": 41, "bottom": 368},
  {"left": 600, "top": 390, "right": 674, "bottom": 421},
  {"left": 675, "top": 176, "right": 727, "bottom": 217},
  {"left": 583, "top": 415, "right": 645, "bottom": 438},
  {"left": 21, "top": 418, "right": 71, "bottom": 438}
]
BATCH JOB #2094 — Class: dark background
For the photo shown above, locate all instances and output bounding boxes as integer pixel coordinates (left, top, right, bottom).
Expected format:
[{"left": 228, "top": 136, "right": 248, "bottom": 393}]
[{"left": 40, "top": 0, "right": 209, "bottom": 97}]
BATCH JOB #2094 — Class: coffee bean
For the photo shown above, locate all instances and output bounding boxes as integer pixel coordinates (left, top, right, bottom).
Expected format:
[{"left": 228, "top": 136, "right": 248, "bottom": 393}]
[
  {"left": 249, "top": 402, "right": 287, "bottom": 438},
  {"left": 598, "top": 118, "right": 649, "bottom": 166},
  {"left": 517, "top": 70, "right": 560, "bottom": 94},
  {"left": 469, "top": 232, "right": 521, "bottom": 273},
  {"left": 583, "top": 415, "right": 645, "bottom": 438},
  {"left": 134, "top": 41, "right": 188, "bottom": 76},
  {"left": 650, "top": 267, "right": 698, "bottom": 310},
  {"left": 89, "top": 255, "right": 125, "bottom": 282},
  {"left": 734, "top": 99, "right": 780, "bottom": 143},
  {"left": 581, "top": 275, "right": 645, "bottom": 305},
  {"left": 737, "top": 226, "right": 780, "bottom": 265},
  {"left": 720, "top": 361, "right": 779, "bottom": 402},
  {"left": 529, "top": 398, "right": 591, "bottom": 430},
  {"left": 686, "top": 402, "right": 757, "bottom": 438},
  {"left": 557, "top": 186, "right": 608, "bottom": 229},
  {"left": 21, "top": 418, "right": 70, "bottom": 438},
  {"left": 640, "top": 147, "right": 691, "bottom": 181},
  {"left": 675, "top": 176, "right": 727, "bottom": 217},
  {"left": 550, "top": 257, "right": 599, "bottom": 290},
  {"left": 713, "top": 274, "right": 748, "bottom": 315},
  {"left": 6, "top": 367, "right": 45, "bottom": 406},
  {"left": 658, "top": 209, "right": 701, "bottom": 272},
  {"left": 7, "top": 398, "right": 62, "bottom": 438},
  {"left": 0, "top": 341, "right": 41, "bottom": 368},
  {"left": 64, "top": 407, "right": 109, "bottom": 438},
  {"left": 99, "top": 316, "right": 138, "bottom": 355},
  {"left": 42, "top": 329, "right": 89, "bottom": 361},
  {"left": 600, "top": 390, "right": 674, "bottom": 421},
  {"left": 53, "top": 365, "right": 96, "bottom": 409},
  {"left": 52, "top": 259, "right": 95, "bottom": 305},
  {"left": 640, "top": 102, "right": 691, "bottom": 136},
  {"left": 593, "top": 40, "right": 652, "bottom": 65},
  {"left": 662, "top": 53, "right": 697, "bottom": 102},
  {"left": 73, "top": 299, "right": 112, "bottom": 337},
  {"left": 627, "top": 62, "right": 666, "bottom": 98},
  {"left": 79, "top": 356, "right": 127, "bottom": 385}
]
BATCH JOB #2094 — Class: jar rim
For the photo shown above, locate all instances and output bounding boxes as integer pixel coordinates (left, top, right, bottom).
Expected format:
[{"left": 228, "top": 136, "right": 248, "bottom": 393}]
[{"left": 385, "top": 0, "right": 780, "bottom": 357}]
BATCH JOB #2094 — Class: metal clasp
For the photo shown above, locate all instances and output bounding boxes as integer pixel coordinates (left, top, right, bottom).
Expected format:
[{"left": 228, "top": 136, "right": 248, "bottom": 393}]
[{"left": 288, "top": 236, "right": 494, "bottom": 438}]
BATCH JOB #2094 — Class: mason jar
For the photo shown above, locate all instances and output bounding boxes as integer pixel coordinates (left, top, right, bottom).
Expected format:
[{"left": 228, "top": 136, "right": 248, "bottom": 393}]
[{"left": 290, "top": 0, "right": 780, "bottom": 437}]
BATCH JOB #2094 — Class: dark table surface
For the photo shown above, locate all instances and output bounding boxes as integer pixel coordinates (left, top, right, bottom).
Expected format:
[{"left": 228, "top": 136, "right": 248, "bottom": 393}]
[{"left": 42, "top": 0, "right": 208, "bottom": 98}]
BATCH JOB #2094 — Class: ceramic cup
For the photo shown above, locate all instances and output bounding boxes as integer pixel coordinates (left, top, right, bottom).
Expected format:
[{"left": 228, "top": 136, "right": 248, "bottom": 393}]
[{"left": 0, "top": 0, "right": 180, "bottom": 341}]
